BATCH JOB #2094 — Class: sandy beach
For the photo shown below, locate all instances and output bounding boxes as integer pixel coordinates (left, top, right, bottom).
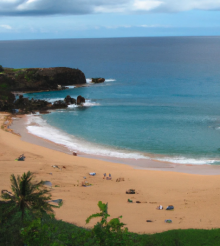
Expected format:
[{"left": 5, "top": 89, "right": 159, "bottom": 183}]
[{"left": 1, "top": 112, "right": 220, "bottom": 234}]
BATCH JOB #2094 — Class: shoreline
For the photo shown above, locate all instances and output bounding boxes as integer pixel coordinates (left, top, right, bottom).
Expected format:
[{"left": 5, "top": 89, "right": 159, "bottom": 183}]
[
  {"left": 10, "top": 114, "right": 220, "bottom": 175},
  {"left": 1, "top": 112, "right": 220, "bottom": 234}
]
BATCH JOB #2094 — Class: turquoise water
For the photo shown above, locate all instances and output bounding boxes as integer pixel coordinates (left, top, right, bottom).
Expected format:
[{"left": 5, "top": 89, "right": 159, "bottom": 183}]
[{"left": 2, "top": 37, "right": 220, "bottom": 164}]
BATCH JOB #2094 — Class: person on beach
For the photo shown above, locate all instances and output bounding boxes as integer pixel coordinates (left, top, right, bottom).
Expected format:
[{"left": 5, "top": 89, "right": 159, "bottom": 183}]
[
  {"left": 73, "top": 152, "right": 77, "bottom": 156},
  {"left": 106, "top": 173, "right": 112, "bottom": 180},
  {"left": 103, "top": 173, "right": 106, "bottom": 179}
]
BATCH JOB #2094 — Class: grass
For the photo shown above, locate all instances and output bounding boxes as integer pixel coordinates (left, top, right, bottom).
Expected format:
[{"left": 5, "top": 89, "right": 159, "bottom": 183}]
[
  {"left": 12, "top": 68, "right": 27, "bottom": 72},
  {"left": 1, "top": 207, "right": 220, "bottom": 246}
]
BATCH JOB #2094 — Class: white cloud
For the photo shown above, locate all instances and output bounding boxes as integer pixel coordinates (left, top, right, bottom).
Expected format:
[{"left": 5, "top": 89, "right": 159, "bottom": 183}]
[
  {"left": 133, "top": 0, "right": 162, "bottom": 11},
  {"left": 0, "top": 24, "right": 12, "bottom": 29},
  {"left": 0, "top": 0, "right": 220, "bottom": 16}
]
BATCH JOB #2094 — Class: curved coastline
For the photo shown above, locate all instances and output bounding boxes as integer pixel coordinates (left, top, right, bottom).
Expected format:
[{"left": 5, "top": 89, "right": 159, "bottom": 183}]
[
  {"left": 2, "top": 111, "right": 220, "bottom": 235},
  {"left": 10, "top": 114, "right": 220, "bottom": 175}
]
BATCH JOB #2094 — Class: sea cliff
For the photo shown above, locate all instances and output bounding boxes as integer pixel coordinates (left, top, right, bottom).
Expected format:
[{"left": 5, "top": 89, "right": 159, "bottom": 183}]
[
  {"left": 0, "top": 67, "right": 86, "bottom": 113},
  {"left": 0, "top": 67, "right": 86, "bottom": 92}
]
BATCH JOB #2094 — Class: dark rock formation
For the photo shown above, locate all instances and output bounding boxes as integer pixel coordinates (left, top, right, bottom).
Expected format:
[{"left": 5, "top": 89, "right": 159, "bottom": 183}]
[
  {"left": 0, "top": 67, "right": 86, "bottom": 93},
  {"left": 51, "top": 100, "right": 67, "bottom": 109},
  {"left": 64, "top": 95, "right": 76, "bottom": 105},
  {"left": 0, "top": 66, "right": 87, "bottom": 113},
  {"left": 91, "top": 78, "right": 105, "bottom": 83},
  {"left": 0, "top": 94, "right": 86, "bottom": 113},
  {"left": 77, "top": 95, "right": 85, "bottom": 105}
]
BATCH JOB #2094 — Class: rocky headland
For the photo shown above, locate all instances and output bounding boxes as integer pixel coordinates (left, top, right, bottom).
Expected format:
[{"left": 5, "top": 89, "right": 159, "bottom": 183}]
[
  {"left": 0, "top": 67, "right": 86, "bottom": 92},
  {"left": 0, "top": 66, "right": 87, "bottom": 113}
]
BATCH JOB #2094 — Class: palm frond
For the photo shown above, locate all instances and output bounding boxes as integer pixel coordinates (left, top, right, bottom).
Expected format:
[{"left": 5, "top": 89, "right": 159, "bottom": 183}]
[
  {"left": 10, "top": 174, "right": 20, "bottom": 195},
  {"left": 1, "top": 171, "right": 61, "bottom": 222}
]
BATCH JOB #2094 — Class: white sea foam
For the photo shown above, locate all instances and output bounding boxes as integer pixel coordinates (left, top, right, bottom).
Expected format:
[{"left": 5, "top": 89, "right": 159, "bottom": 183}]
[
  {"left": 155, "top": 157, "right": 217, "bottom": 165},
  {"left": 37, "top": 97, "right": 99, "bottom": 107},
  {"left": 84, "top": 100, "right": 100, "bottom": 107},
  {"left": 25, "top": 115, "right": 219, "bottom": 165},
  {"left": 67, "top": 104, "right": 78, "bottom": 108},
  {"left": 66, "top": 85, "right": 75, "bottom": 89},
  {"left": 26, "top": 115, "right": 148, "bottom": 159},
  {"left": 68, "top": 100, "right": 100, "bottom": 108},
  {"left": 45, "top": 98, "right": 64, "bottom": 103}
]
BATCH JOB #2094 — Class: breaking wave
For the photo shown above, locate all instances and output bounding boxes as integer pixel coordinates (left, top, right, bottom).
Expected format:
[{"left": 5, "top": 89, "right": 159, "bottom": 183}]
[
  {"left": 24, "top": 115, "right": 220, "bottom": 165},
  {"left": 25, "top": 115, "right": 148, "bottom": 159}
]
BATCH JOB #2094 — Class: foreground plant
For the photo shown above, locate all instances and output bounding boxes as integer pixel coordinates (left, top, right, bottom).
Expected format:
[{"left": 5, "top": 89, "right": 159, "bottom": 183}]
[
  {"left": 1, "top": 171, "right": 62, "bottom": 222},
  {"left": 86, "top": 201, "right": 131, "bottom": 246}
]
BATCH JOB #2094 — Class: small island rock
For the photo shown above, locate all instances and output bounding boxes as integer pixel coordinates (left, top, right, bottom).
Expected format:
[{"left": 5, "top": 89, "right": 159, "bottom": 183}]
[
  {"left": 91, "top": 78, "right": 105, "bottom": 83},
  {"left": 64, "top": 95, "right": 76, "bottom": 105},
  {"left": 77, "top": 95, "right": 85, "bottom": 105}
]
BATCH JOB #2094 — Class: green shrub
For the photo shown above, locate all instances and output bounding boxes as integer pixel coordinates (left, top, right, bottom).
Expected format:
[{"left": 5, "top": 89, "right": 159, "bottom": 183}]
[{"left": 86, "top": 201, "right": 132, "bottom": 246}]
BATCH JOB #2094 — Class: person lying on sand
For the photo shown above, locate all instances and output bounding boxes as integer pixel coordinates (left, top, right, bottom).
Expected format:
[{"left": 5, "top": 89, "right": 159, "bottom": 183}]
[{"left": 106, "top": 173, "right": 112, "bottom": 180}]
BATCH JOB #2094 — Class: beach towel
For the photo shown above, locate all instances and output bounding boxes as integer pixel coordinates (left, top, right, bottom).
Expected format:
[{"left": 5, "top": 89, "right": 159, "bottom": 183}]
[
  {"left": 165, "top": 219, "right": 172, "bottom": 223},
  {"left": 89, "top": 172, "right": 96, "bottom": 176},
  {"left": 166, "top": 205, "right": 174, "bottom": 210},
  {"left": 44, "top": 181, "right": 52, "bottom": 187},
  {"left": 51, "top": 199, "right": 62, "bottom": 204}
]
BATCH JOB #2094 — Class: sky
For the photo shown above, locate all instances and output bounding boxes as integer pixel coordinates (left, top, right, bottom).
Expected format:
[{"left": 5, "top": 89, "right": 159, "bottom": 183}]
[{"left": 0, "top": 0, "right": 220, "bottom": 40}]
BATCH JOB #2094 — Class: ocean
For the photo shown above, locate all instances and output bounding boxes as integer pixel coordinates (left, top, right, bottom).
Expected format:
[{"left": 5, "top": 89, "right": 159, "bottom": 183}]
[{"left": 1, "top": 36, "right": 220, "bottom": 165}]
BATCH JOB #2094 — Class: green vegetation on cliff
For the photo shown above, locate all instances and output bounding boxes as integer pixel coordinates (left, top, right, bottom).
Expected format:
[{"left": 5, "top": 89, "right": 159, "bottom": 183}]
[
  {"left": 0, "top": 66, "right": 87, "bottom": 113},
  {"left": 0, "top": 66, "right": 86, "bottom": 93}
]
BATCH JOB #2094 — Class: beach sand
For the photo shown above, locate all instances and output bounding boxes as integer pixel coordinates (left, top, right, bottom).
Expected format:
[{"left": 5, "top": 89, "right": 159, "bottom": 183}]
[{"left": 1, "top": 112, "right": 220, "bottom": 234}]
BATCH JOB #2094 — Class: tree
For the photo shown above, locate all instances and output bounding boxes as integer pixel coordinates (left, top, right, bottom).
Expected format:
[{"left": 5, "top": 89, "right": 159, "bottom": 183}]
[
  {"left": 0, "top": 65, "right": 3, "bottom": 72},
  {"left": 1, "top": 171, "right": 62, "bottom": 222}
]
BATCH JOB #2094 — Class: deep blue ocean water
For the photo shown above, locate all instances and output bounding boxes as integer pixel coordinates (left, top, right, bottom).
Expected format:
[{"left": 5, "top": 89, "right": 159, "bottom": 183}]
[{"left": 1, "top": 37, "right": 220, "bottom": 164}]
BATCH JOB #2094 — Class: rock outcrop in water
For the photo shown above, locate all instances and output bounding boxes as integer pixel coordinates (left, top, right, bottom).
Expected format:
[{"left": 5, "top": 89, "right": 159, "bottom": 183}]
[
  {"left": 0, "top": 65, "right": 90, "bottom": 114},
  {"left": 0, "top": 94, "right": 86, "bottom": 114},
  {"left": 64, "top": 95, "right": 76, "bottom": 105},
  {"left": 0, "top": 66, "right": 88, "bottom": 113},
  {"left": 91, "top": 78, "right": 105, "bottom": 83},
  {"left": 77, "top": 95, "right": 85, "bottom": 105}
]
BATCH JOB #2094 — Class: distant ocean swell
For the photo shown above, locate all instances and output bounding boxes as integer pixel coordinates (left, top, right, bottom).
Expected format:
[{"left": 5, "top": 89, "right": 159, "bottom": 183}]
[{"left": 25, "top": 114, "right": 220, "bottom": 165}]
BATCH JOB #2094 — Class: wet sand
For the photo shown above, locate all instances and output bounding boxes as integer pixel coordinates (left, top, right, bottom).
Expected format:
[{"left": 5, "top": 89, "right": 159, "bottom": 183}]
[
  {"left": 11, "top": 115, "right": 220, "bottom": 175},
  {"left": 1, "top": 112, "right": 220, "bottom": 234}
]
